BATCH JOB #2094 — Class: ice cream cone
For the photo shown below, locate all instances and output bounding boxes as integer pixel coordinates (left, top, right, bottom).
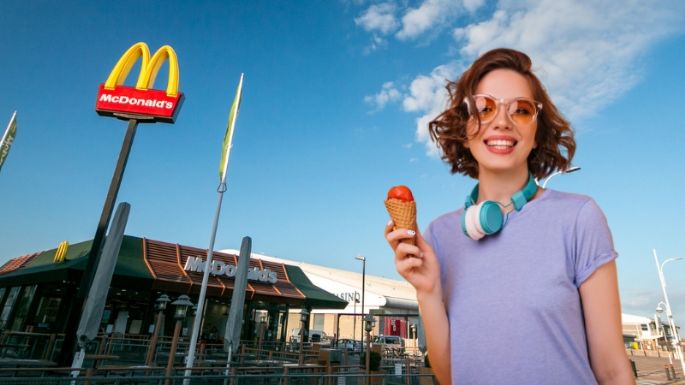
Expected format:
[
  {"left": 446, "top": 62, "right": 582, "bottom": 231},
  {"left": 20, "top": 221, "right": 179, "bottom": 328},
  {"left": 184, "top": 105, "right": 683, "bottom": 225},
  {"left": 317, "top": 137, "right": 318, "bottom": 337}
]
[{"left": 385, "top": 198, "right": 417, "bottom": 245}]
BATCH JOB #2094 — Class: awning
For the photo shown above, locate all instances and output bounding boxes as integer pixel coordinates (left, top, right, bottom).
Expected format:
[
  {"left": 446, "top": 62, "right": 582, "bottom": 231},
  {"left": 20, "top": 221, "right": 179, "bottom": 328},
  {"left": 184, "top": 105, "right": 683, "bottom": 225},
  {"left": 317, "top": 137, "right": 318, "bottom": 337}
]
[
  {"left": 284, "top": 265, "right": 348, "bottom": 309},
  {"left": 0, "top": 235, "right": 348, "bottom": 309}
]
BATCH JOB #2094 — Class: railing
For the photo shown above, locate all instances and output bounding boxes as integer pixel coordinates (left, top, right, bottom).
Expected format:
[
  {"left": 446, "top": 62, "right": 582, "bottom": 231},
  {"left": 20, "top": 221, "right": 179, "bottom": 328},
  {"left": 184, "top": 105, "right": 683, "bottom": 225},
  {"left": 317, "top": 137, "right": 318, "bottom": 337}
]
[
  {"left": 0, "top": 331, "right": 434, "bottom": 385},
  {"left": 0, "top": 364, "right": 437, "bottom": 385}
]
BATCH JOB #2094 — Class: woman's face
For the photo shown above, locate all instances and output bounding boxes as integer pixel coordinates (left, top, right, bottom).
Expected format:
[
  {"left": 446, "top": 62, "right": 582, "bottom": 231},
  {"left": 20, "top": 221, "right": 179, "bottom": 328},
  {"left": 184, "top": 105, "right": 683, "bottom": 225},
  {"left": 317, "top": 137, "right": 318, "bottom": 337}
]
[{"left": 465, "top": 69, "right": 538, "bottom": 178}]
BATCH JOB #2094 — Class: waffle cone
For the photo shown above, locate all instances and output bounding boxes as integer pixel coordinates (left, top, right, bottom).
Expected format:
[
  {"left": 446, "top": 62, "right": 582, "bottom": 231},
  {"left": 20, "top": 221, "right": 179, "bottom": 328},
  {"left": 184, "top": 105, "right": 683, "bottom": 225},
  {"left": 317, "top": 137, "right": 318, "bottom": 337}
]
[{"left": 385, "top": 198, "right": 417, "bottom": 245}]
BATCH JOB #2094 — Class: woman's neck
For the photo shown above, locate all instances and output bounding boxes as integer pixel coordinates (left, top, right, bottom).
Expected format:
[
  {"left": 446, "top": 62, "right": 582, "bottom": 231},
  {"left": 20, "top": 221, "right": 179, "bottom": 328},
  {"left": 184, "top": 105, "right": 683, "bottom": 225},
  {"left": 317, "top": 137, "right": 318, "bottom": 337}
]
[{"left": 476, "top": 168, "right": 533, "bottom": 206}]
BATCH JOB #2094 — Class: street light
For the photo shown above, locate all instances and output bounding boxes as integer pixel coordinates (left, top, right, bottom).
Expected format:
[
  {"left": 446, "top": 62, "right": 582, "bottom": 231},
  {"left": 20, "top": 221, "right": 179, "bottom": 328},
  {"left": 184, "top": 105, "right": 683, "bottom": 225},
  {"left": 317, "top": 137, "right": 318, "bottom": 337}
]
[
  {"left": 352, "top": 293, "right": 360, "bottom": 343},
  {"left": 364, "top": 314, "right": 376, "bottom": 385},
  {"left": 540, "top": 166, "right": 581, "bottom": 188},
  {"left": 653, "top": 249, "right": 684, "bottom": 373},
  {"left": 146, "top": 294, "right": 171, "bottom": 366},
  {"left": 299, "top": 309, "right": 309, "bottom": 365},
  {"left": 356, "top": 255, "right": 366, "bottom": 356},
  {"left": 165, "top": 295, "right": 194, "bottom": 385},
  {"left": 656, "top": 302, "right": 673, "bottom": 364}
]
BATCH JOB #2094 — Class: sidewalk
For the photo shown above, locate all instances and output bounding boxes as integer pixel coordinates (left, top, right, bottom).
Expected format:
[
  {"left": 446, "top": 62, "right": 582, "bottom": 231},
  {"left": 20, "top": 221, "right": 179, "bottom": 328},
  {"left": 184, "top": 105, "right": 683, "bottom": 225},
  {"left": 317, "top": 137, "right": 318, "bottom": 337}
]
[{"left": 631, "top": 355, "right": 685, "bottom": 385}]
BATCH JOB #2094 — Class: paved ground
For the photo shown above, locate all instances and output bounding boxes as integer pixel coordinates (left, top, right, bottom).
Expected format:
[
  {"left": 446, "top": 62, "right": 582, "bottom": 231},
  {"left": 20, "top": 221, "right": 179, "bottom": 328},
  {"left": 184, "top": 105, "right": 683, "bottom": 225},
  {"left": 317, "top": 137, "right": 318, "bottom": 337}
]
[{"left": 631, "top": 355, "right": 685, "bottom": 384}]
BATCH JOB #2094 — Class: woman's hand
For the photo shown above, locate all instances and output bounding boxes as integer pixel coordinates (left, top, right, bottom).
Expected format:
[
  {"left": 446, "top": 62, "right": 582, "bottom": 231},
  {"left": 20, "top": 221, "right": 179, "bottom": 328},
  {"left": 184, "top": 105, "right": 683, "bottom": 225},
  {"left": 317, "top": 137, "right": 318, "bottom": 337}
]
[{"left": 385, "top": 221, "right": 442, "bottom": 298}]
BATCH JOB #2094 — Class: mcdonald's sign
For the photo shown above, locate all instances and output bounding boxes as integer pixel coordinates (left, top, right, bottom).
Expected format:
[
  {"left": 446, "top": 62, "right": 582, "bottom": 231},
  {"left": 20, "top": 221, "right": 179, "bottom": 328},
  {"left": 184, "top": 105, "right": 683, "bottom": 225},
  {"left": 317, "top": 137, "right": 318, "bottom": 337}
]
[
  {"left": 95, "top": 42, "right": 183, "bottom": 123},
  {"left": 53, "top": 240, "right": 69, "bottom": 263}
]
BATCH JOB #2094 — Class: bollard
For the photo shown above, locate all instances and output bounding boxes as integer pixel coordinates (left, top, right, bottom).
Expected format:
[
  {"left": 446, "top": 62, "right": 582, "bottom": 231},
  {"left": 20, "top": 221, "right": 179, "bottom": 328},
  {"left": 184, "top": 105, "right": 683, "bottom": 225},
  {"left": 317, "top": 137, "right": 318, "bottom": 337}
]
[
  {"left": 665, "top": 365, "right": 672, "bottom": 380},
  {"left": 629, "top": 359, "right": 637, "bottom": 378},
  {"left": 670, "top": 364, "right": 677, "bottom": 379}
]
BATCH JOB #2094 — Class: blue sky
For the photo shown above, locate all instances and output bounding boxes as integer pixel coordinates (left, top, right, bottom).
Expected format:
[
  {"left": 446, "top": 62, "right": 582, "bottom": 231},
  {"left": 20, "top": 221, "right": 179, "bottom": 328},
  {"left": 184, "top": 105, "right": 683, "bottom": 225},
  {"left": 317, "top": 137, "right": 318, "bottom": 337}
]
[{"left": 1, "top": 0, "right": 685, "bottom": 322}]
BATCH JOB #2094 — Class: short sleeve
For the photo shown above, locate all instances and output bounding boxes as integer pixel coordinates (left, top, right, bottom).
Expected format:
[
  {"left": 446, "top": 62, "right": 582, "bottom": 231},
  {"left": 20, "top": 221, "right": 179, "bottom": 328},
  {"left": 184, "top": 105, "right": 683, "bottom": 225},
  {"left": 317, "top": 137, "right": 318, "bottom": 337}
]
[{"left": 573, "top": 199, "right": 618, "bottom": 287}]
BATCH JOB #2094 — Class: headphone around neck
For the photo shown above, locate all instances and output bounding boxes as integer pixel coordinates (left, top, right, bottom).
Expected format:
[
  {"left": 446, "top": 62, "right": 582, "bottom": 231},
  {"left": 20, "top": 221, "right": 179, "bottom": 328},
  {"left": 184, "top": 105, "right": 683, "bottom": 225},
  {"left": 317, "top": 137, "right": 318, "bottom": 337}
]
[{"left": 461, "top": 173, "right": 538, "bottom": 240}]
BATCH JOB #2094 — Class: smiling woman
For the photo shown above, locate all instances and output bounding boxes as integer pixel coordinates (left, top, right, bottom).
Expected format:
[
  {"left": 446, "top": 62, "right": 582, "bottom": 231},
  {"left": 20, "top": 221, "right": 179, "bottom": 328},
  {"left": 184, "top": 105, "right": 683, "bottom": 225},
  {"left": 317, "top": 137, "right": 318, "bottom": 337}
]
[{"left": 385, "top": 48, "right": 634, "bottom": 385}]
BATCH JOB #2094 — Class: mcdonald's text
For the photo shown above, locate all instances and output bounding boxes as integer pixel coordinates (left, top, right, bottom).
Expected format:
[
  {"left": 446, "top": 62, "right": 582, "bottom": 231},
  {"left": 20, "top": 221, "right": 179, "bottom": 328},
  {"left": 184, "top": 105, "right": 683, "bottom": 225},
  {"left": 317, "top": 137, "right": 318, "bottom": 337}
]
[{"left": 96, "top": 84, "right": 182, "bottom": 122}]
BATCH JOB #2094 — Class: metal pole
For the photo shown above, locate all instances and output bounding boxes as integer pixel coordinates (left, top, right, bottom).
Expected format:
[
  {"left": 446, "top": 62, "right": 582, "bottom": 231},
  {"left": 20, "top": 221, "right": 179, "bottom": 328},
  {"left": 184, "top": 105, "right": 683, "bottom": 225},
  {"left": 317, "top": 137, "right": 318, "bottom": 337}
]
[
  {"left": 58, "top": 118, "right": 139, "bottom": 366},
  {"left": 541, "top": 166, "right": 581, "bottom": 188},
  {"left": 165, "top": 319, "right": 183, "bottom": 385},
  {"left": 183, "top": 184, "right": 226, "bottom": 384},
  {"left": 657, "top": 308, "right": 673, "bottom": 364},
  {"left": 146, "top": 310, "right": 164, "bottom": 366},
  {"left": 299, "top": 317, "right": 305, "bottom": 365},
  {"left": 358, "top": 257, "right": 366, "bottom": 357},
  {"left": 353, "top": 294, "right": 357, "bottom": 342},
  {"left": 365, "top": 327, "right": 371, "bottom": 385},
  {"left": 653, "top": 249, "right": 685, "bottom": 373}
]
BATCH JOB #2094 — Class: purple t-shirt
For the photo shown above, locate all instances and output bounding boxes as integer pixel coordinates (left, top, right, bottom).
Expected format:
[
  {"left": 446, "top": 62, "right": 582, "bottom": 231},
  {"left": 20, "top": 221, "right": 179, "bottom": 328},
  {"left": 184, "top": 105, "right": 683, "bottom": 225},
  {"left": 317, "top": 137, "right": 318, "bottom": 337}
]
[{"left": 424, "top": 189, "right": 617, "bottom": 385}]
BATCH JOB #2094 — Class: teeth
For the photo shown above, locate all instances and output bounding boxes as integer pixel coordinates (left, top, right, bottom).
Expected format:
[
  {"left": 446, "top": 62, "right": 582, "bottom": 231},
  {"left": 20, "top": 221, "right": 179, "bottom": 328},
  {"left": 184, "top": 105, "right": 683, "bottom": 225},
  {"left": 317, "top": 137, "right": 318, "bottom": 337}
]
[{"left": 486, "top": 139, "right": 514, "bottom": 147}]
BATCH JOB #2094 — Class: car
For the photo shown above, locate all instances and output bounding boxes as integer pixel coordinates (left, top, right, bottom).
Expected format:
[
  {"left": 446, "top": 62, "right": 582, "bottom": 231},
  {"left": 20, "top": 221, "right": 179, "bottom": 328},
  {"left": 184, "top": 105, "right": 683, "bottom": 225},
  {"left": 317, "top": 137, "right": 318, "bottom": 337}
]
[
  {"left": 336, "top": 338, "right": 362, "bottom": 352},
  {"left": 290, "top": 328, "right": 329, "bottom": 344},
  {"left": 372, "top": 335, "right": 405, "bottom": 356}
]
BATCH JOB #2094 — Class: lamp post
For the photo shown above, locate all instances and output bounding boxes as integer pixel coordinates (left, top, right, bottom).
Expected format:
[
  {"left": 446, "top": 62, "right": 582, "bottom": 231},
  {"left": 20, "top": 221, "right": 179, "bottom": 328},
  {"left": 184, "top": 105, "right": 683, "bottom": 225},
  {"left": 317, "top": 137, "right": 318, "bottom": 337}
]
[
  {"left": 364, "top": 314, "right": 375, "bottom": 385},
  {"left": 299, "top": 309, "right": 309, "bottom": 365},
  {"left": 653, "top": 249, "right": 684, "bottom": 373},
  {"left": 165, "top": 295, "right": 194, "bottom": 385},
  {"left": 656, "top": 302, "right": 673, "bottom": 364},
  {"left": 540, "top": 166, "right": 581, "bottom": 188},
  {"left": 356, "top": 255, "right": 366, "bottom": 356},
  {"left": 146, "top": 294, "right": 170, "bottom": 366},
  {"left": 352, "top": 292, "right": 360, "bottom": 343}
]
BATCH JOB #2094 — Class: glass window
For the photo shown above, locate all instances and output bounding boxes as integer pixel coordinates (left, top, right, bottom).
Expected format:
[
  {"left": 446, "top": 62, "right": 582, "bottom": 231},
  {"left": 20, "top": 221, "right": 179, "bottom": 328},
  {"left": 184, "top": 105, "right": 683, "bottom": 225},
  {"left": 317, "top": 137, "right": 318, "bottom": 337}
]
[
  {"left": 0, "top": 287, "right": 6, "bottom": 305},
  {"left": 0, "top": 286, "right": 21, "bottom": 329},
  {"left": 34, "top": 297, "right": 62, "bottom": 330},
  {"left": 313, "top": 313, "right": 325, "bottom": 330},
  {"left": 10, "top": 285, "right": 37, "bottom": 331}
]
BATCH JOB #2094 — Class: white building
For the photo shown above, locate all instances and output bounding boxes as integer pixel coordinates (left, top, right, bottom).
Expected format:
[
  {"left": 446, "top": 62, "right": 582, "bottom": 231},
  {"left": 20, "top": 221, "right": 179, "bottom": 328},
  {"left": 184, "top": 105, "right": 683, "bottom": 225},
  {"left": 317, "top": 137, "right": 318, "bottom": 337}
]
[{"left": 222, "top": 250, "right": 422, "bottom": 348}]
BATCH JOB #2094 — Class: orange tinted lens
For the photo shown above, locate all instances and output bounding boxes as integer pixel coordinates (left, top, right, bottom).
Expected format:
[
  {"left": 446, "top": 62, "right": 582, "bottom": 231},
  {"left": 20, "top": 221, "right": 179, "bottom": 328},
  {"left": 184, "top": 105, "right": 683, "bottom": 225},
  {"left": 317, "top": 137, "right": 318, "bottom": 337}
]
[
  {"left": 509, "top": 99, "right": 537, "bottom": 124},
  {"left": 474, "top": 96, "right": 497, "bottom": 122}
]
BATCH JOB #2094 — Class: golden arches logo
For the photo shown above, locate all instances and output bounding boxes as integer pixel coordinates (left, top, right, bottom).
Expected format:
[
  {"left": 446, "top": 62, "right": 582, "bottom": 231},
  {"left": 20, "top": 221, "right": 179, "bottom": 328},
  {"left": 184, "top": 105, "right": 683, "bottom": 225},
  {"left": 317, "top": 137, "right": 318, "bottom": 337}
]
[
  {"left": 53, "top": 240, "right": 69, "bottom": 263},
  {"left": 95, "top": 42, "right": 183, "bottom": 123},
  {"left": 103, "top": 42, "right": 179, "bottom": 97}
]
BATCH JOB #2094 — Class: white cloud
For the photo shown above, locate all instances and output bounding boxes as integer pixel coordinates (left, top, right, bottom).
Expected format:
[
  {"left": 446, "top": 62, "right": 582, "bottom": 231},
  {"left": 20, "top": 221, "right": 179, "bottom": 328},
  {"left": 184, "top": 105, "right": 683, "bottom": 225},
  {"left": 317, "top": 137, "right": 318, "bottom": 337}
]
[
  {"left": 355, "top": 2, "right": 399, "bottom": 34},
  {"left": 401, "top": 64, "right": 459, "bottom": 151},
  {"left": 451, "top": 0, "right": 683, "bottom": 120},
  {"left": 396, "top": 0, "right": 460, "bottom": 40},
  {"left": 360, "top": 0, "right": 685, "bottom": 152},
  {"left": 364, "top": 81, "right": 402, "bottom": 110},
  {"left": 463, "top": 0, "right": 486, "bottom": 13}
]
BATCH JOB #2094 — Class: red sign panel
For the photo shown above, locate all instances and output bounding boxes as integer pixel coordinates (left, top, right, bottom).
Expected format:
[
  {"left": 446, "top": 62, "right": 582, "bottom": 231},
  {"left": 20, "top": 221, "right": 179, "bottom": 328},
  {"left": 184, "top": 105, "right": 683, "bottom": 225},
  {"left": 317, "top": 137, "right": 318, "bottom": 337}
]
[{"left": 95, "top": 84, "right": 183, "bottom": 123}]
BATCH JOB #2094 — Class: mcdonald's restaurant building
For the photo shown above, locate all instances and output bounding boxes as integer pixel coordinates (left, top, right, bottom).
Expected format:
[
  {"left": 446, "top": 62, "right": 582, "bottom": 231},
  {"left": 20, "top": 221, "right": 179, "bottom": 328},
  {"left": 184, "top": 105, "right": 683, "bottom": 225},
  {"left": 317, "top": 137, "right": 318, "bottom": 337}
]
[{"left": 0, "top": 235, "right": 347, "bottom": 343}]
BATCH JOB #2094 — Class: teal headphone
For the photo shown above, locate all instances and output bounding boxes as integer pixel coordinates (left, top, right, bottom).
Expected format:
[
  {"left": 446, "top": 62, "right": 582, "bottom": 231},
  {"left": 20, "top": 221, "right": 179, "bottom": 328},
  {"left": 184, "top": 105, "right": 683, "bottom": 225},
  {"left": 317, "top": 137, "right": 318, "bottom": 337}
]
[{"left": 461, "top": 173, "right": 538, "bottom": 240}]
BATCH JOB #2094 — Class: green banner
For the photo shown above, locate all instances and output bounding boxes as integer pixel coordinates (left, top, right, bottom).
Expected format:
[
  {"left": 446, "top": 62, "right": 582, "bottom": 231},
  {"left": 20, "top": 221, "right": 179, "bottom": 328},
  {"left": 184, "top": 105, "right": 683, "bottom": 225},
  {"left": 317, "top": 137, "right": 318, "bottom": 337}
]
[{"left": 219, "top": 74, "right": 244, "bottom": 184}]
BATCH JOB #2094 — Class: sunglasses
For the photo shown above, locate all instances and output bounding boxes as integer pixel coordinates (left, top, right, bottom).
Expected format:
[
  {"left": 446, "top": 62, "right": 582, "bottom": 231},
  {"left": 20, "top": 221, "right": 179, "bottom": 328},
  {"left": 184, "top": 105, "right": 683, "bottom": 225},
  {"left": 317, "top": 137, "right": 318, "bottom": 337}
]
[{"left": 464, "top": 94, "right": 543, "bottom": 126}]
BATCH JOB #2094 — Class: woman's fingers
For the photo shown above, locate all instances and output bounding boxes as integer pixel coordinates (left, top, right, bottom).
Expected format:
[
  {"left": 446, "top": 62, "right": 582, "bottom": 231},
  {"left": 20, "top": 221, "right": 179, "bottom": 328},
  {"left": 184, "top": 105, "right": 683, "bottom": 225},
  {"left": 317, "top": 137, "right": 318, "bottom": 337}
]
[
  {"left": 386, "top": 227, "right": 417, "bottom": 247},
  {"left": 396, "top": 253, "right": 423, "bottom": 273}
]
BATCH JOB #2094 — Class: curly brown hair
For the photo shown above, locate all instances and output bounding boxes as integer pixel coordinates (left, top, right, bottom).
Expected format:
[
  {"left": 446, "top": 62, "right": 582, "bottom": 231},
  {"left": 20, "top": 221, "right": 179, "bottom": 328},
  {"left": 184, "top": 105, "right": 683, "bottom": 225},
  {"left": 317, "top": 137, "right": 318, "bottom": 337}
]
[{"left": 428, "top": 48, "right": 575, "bottom": 179}]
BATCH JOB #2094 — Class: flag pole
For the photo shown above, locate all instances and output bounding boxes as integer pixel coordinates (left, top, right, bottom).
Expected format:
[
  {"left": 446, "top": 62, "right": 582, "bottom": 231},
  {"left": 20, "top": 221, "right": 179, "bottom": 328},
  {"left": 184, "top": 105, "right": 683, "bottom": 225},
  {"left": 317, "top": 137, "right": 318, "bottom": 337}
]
[
  {"left": 0, "top": 111, "right": 18, "bottom": 173},
  {"left": 184, "top": 74, "right": 244, "bottom": 384}
]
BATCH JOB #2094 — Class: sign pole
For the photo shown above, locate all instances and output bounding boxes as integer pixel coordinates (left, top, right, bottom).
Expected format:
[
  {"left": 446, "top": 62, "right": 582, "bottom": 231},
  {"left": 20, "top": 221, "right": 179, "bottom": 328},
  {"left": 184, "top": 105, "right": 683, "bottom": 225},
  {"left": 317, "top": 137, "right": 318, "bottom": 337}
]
[{"left": 57, "top": 118, "right": 139, "bottom": 366}]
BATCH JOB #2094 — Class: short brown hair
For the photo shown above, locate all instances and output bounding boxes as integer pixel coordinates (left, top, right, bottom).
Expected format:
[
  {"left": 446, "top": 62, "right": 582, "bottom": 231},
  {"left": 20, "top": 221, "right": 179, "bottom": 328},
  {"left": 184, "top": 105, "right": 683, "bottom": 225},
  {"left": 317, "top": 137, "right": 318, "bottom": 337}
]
[{"left": 428, "top": 48, "right": 575, "bottom": 179}]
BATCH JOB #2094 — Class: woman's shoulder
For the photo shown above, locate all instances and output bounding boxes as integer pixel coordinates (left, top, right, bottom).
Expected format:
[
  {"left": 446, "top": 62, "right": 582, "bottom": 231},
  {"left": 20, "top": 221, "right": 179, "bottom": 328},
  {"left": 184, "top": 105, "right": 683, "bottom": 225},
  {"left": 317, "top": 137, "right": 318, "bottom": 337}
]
[
  {"left": 541, "top": 189, "right": 599, "bottom": 209},
  {"left": 541, "top": 189, "right": 608, "bottom": 223}
]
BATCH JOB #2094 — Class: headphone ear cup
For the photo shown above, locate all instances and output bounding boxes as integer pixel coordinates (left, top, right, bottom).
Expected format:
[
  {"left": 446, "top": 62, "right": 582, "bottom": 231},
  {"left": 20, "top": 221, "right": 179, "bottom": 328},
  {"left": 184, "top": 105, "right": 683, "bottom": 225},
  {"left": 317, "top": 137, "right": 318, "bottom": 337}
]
[
  {"left": 479, "top": 201, "right": 504, "bottom": 235},
  {"left": 466, "top": 204, "right": 485, "bottom": 240},
  {"left": 473, "top": 202, "right": 487, "bottom": 236}
]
